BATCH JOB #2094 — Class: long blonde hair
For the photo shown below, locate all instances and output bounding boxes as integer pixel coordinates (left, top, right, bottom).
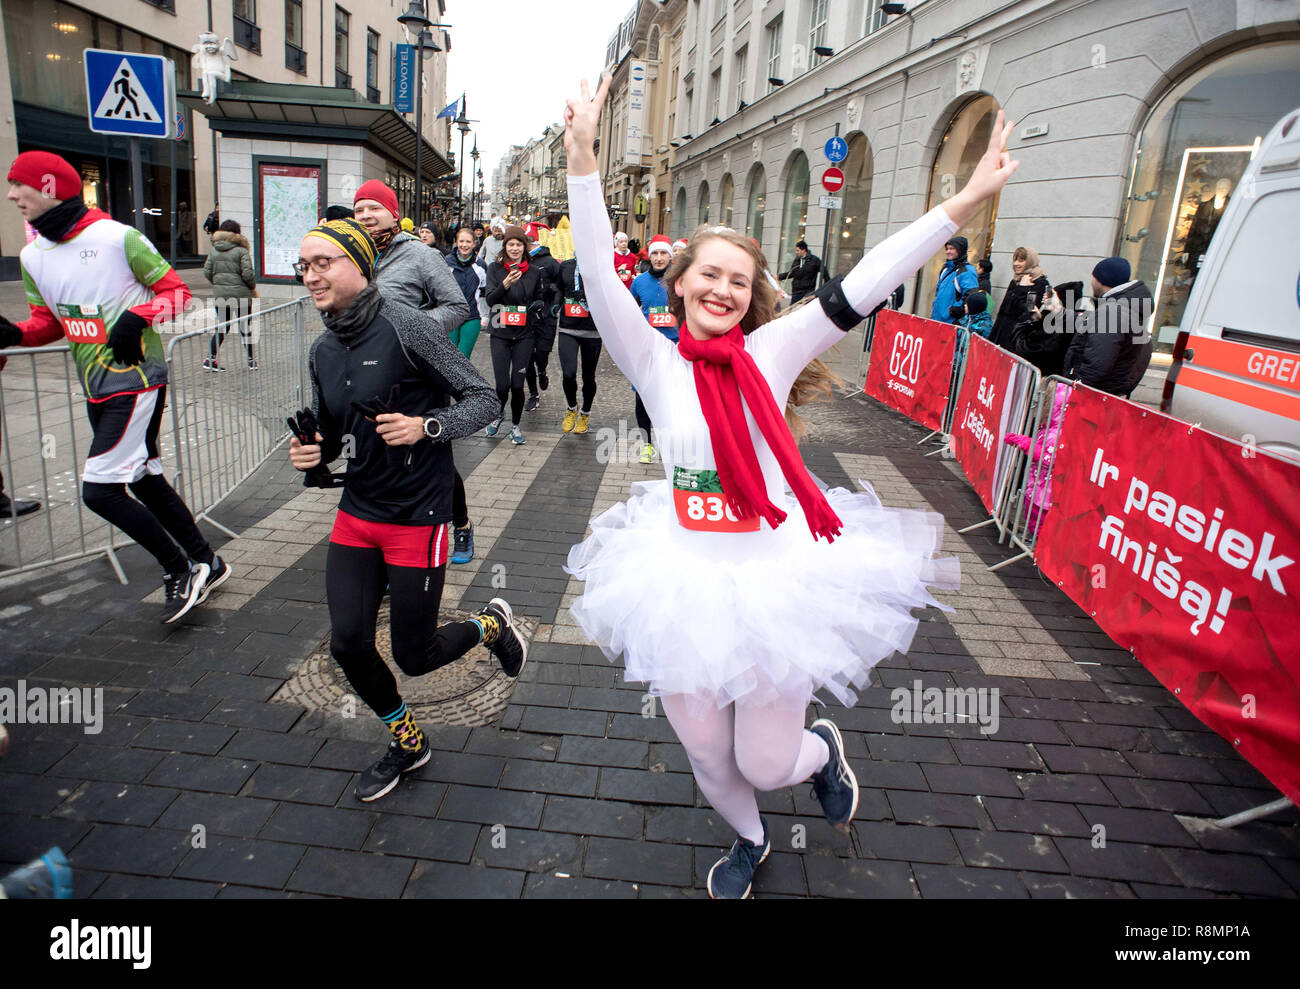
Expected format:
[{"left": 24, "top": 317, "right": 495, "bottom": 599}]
[{"left": 664, "top": 226, "right": 844, "bottom": 442}]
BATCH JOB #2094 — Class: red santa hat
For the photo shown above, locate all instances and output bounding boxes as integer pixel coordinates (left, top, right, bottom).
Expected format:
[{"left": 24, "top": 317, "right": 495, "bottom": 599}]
[
  {"left": 647, "top": 235, "right": 673, "bottom": 256},
  {"left": 524, "top": 221, "right": 549, "bottom": 242}
]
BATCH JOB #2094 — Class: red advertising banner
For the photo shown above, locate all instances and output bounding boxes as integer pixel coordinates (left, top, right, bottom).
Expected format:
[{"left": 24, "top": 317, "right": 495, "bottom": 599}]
[
  {"left": 951, "top": 334, "right": 1018, "bottom": 513},
  {"left": 863, "top": 311, "right": 957, "bottom": 432},
  {"left": 1036, "top": 385, "right": 1300, "bottom": 804}
]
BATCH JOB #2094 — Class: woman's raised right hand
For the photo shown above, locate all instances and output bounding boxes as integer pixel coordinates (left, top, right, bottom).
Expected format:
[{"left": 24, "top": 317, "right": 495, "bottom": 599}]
[
  {"left": 289, "top": 432, "right": 323, "bottom": 470},
  {"left": 564, "top": 75, "right": 611, "bottom": 173}
]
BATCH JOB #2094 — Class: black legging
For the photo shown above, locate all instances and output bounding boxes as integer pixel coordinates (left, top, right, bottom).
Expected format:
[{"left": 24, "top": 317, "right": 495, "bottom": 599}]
[
  {"left": 525, "top": 349, "right": 551, "bottom": 397},
  {"left": 326, "top": 541, "right": 482, "bottom": 717},
  {"left": 634, "top": 392, "right": 653, "bottom": 441},
  {"left": 559, "top": 333, "right": 601, "bottom": 413},
  {"left": 83, "top": 475, "right": 211, "bottom": 576},
  {"left": 452, "top": 470, "right": 468, "bottom": 529},
  {"left": 210, "top": 299, "right": 254, "bottom": 361},
  {"left": 490, "top": 334, "right": 532, "bottom": 425}
]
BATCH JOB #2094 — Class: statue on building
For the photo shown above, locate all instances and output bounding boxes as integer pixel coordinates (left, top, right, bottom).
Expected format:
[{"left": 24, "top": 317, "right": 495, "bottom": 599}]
[{"left": 191, "top": 33, "right": 238, "bottom": 105}]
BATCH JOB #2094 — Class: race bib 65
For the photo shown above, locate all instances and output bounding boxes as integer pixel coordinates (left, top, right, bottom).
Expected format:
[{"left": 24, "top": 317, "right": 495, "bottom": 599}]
[{"left": 501, "top": 306, "right": 527, "bottom": 327}]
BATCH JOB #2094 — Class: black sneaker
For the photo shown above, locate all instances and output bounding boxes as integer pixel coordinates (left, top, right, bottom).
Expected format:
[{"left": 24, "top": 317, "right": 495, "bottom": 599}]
[
  {"left": 539, "top": 372, "right": 549, "bottom": 391},
  {"left": 809, "top": 718, "right": 859, "bottom": 831},
  {"left": 0, "top": 494, "right": 40, "bottom": 517},
  {"left": 707, "top": 817, "right": 770, "bottom": 899},
  {"left": 159, "top": 562, "right": 210, "bottom": 624},
  {"left": 524, "top": 394, "right": 540, "bottom": 412},
  {"left": 355, "top": 739, "right": 431, "bottom": 802},
  {"left": 196, "top": 555, "right": 230, "bottom": 604},
  {"left": 478, "top": 597, "right": 526, "bottom": 677}
]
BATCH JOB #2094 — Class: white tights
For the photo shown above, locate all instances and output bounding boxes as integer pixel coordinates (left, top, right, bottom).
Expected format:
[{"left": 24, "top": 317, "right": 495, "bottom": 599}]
[{"left": 660, "top": 693, "right": 831, "bottom": 846}]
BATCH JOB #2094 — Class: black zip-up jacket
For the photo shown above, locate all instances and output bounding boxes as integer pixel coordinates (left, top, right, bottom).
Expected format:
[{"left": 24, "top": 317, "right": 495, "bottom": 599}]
[
  {"left": 780, "top": 253, "right": 822, "bottom": 295},
  {"left": 485, "top": 261, "right": 548, "bottom": 341},
  {"left": 1064, "top": 280, "right": 1154, "bottom": 398},
  {"left": 308, "top": 290, "right": 499, "bottom": 526},
  {"left": 557, "top": 257, "right": 597, "bottom": 335}
]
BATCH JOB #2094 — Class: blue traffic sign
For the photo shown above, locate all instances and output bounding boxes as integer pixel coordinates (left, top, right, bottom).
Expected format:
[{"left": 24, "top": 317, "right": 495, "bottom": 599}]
[
  {"left": 824, "top": 136, "right": 848, "bottom": 163},
  {"left": 84, "top": 48, "right": 175, "bottom": 138}
]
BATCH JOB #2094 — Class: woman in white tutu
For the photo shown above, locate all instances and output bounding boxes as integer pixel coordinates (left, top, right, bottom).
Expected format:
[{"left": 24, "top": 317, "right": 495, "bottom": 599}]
[{"left": 562, "top": 76, "right": 1019, "bottom": 898}]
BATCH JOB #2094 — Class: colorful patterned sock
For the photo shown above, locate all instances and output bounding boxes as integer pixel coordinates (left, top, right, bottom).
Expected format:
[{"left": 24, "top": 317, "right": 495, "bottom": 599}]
[
  {"left": 472, "top": 614, "right": 501, "bottom": 645},
  {"left": 381, "top": 703, "right": 426, "bottom": 753}
]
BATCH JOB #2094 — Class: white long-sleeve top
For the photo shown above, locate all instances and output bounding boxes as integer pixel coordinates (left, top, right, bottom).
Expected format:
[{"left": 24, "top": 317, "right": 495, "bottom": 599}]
[{"left": 568, "top": 171, "right": 958, "bottom": 547}]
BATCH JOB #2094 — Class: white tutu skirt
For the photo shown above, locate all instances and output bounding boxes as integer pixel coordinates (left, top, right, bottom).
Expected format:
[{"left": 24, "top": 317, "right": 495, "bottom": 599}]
[{"left": 564, "top": 479, "right": 960, "bottom": 712}]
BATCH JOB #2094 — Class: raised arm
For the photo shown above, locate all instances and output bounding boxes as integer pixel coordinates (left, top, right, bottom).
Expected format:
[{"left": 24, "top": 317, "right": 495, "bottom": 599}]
[
  {"left": 565, "top": 76, "right": 672, "bottom": 388},
  {"left": 755, "top": 111, "right": 1020, "bottom": 379}
]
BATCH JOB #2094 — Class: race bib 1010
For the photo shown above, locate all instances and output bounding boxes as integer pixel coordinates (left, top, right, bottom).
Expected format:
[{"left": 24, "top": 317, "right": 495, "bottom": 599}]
[{"left": 56, "top": 302, "right": 108, "bottom": 344}]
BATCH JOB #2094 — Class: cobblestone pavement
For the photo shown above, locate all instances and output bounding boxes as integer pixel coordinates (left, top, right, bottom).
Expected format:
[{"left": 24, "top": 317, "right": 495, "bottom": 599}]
[{"left": 1, "top": 326, "right": 1296, "bottom": 900}]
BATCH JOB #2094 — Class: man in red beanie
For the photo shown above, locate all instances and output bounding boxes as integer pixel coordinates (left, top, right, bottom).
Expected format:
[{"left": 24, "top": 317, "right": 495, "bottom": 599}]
[
  {"left": 1, "top": 150, "right": 228, "bottom": 623},
  {"left": 352, "top": 179, "right": 480, "bottom": 565}
]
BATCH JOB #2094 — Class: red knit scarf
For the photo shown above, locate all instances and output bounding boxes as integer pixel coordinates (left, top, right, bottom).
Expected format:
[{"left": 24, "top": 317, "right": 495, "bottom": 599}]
[{"left": 676, "top": 323, "right": 843, "bottom": 542}]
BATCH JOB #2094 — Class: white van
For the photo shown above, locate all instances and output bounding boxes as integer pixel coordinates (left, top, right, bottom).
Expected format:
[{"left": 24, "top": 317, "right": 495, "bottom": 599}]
[{"left": 1162, "top": 107, "right": 1300, "bottom": 462}]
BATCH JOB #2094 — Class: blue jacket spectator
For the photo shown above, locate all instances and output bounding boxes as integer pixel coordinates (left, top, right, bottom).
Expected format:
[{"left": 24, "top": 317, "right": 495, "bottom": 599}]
[{"left": 929, "top": 235, "right": 979, "bottom": 323}]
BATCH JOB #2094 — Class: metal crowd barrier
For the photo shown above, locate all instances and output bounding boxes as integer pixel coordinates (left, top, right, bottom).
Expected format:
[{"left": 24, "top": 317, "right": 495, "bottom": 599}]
[
  {"left": 164, "top": 297, "right": 322, "bottom": 536},
  {"left": 953, "top": 346, "right": 1044, "bottom": 570},
  {"left": 0, "top": 345, "right": 127, "bottom": 583},
  {"left": 0, "top": 296, "right": 321, "bottom": 585}
]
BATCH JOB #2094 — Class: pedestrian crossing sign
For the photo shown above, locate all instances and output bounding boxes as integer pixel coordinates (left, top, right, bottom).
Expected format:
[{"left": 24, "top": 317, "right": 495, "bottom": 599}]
[{"left": 84, "top": 49, "right": 176, "bottom": 138}]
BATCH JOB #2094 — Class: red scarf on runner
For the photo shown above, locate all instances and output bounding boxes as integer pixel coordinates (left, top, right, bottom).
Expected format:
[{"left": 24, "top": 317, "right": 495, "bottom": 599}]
[{"left": 676, "top": 323, "right": 843, "bottom": 542}]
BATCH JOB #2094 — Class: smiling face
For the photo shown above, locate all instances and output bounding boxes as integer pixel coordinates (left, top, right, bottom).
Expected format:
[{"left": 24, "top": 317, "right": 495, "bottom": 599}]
[
  {"left": 299, "top": 234, "right": 367, "bottom": 314},
  {"left": 1012, "top": 256, "right": 1026, "bottom": 276},
  {"left": 456, "top": 228, "right": 475, "bottom": 256},
  {"left": 945, "top": 244, "right": 959, "bottom": 261},
  {"left": 7, "top": 181, "right": 58, "bottom": 223},
  {"left": 353, "top": 198, "right": 396, "bottom": 235},
  {"left": 504, "top": 238, "right": 525, "bottom": 263},
  {"left": 674, "top": 239, "right": 755, "bottom": 338}
]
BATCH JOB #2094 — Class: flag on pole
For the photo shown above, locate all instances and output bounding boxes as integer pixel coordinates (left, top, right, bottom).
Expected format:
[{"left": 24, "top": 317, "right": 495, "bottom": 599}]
[{"left": 435, "top": 96, "right": 460, "bottom": 120}]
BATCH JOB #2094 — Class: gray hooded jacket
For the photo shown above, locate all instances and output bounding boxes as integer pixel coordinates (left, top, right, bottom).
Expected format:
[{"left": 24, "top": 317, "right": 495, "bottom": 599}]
[{"left": 372, "top": 230, "right": 470, "bottom": 336}]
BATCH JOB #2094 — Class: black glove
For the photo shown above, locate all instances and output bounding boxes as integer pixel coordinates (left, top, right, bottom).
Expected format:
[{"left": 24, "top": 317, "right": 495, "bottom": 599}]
[
  {"left": 948, "top": 303, "right": 966, "bottom": 322},
  {"left": 107, "top": 311, "right": 148, "bottom": 366},
  {"left": 0, "top": 315, "right": 22, "bottom": 349},
  {"left": 286, "top": 408, "right": 345, "bottom": 488}
]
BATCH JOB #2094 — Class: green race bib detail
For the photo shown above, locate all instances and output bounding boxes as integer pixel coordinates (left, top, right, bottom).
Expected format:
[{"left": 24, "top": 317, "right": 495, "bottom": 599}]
[{"left": 673, "top": 467, "right": 724, "bottom": 493}]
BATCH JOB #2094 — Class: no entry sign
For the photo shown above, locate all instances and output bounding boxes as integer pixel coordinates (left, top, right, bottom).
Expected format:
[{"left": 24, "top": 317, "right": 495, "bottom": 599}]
[{"left": 822, "top": 167, "right": 845, "bottom": 192}]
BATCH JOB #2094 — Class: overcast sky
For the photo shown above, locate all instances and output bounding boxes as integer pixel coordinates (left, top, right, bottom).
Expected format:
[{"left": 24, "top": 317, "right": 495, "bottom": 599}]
[{"left": 444, "top": 1, "right": 624, "bottom": 199}]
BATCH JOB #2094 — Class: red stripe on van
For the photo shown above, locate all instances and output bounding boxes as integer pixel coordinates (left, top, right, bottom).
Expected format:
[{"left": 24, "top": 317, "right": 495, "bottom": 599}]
[
  {"left": 1186, "top": 336, "right": 1300, "bottom": 394},
  {"left": 1177, "top": 365, "right": 1300, "bottom": 420}
]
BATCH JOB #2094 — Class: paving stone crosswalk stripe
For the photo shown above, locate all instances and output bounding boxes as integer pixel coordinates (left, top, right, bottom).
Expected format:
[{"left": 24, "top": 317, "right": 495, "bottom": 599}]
[{"left": 834, "top": 452, "right": 1088, "bottom": 682}]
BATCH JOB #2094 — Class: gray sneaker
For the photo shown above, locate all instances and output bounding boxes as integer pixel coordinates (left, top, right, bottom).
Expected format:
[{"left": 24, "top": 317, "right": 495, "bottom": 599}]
[{"left": 809, "top": 718, "right": 859, "bottom": 831}]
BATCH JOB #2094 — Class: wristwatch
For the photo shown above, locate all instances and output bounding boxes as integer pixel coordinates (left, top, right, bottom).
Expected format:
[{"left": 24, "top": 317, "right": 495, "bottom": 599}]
[{"left": 422, "top": 416, "right": 442, "bottom": 441}]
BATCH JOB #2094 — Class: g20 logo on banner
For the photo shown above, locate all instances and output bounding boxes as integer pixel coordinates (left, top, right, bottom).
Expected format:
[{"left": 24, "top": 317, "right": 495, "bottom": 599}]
[{"left": 889, "top": 332, "right": 923, "bottom": 384}]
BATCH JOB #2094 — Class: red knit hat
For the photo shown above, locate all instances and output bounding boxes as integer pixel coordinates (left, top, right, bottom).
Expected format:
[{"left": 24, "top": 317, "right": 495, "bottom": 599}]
[
  {"left": 7, "top": 150, "right": 81, "bottom": 202},
  {"left": 353, "top": 180, "right": 399, "bottom": 222},
  {"left": 647, "top": 235, "right": 673, "bottom": 255}
]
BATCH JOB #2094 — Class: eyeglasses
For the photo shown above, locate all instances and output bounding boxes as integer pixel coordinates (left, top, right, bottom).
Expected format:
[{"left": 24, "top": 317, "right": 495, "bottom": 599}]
[{"left": 293, "top": 255, "right": 348, "bottom": 276}]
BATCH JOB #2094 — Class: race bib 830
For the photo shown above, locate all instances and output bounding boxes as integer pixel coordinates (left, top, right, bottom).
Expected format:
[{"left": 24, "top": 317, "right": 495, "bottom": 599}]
[{"left": 672, "top": 467, "right": 760, "bottom": 532}]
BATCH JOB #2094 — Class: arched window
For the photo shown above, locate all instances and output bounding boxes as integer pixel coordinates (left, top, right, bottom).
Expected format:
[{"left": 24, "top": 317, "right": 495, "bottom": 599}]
[
  {"left": 826, "top": 132, "right": 872, "bottom": 278},
  {"left": 719, "top": 173, "right": 735, "bottom": 229},
  {"left": 916, "top": 94, "right": 1000, "bottom": 316},
  {"left": 674, "top": 186, "right": 687, "bottom": 240},
  {"left": 777, "top": 151, "right": 809, "bottom": 276},
  {"left": 745, "top": 163, "right": 767, "bottom": 247},
  {"left": 698, "top": 179, "right": 711, "bottom": 227},
  {"left": 1119, "top": 40, "right": 1300, "bottom": 344}
]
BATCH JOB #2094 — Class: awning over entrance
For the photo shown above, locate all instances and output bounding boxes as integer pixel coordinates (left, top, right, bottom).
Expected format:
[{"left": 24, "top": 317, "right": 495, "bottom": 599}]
[{"left": 179, "top": 81, "right": 452, "bottom": 183}]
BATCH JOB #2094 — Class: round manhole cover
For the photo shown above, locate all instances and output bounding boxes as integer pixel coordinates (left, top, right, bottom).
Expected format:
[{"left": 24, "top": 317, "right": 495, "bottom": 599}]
[{"left": 274, "top": 604, "right": 538, "bottom": 727}]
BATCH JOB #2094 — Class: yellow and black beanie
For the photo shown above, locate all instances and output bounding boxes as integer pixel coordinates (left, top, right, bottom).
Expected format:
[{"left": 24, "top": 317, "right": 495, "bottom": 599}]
[{"left": 305, "top": 218, "right": 376, "bottom": 280}]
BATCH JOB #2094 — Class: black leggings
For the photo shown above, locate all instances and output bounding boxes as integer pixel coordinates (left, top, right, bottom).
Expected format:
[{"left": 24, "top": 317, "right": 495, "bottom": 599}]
[
  {"left": 634, "top": 392, "right": 653, "bottom": 439},
  {"left": 525, "top": 349, "right": 551, "bottom": 397},
  {"left": 326, "top": 541, "right": 482, "bottom": 718},
  {"left": 559, "top": 333, "right": 602, "bottom": 412},
  {"left": 210, "top": 300, "right": 254, "bottom": 360},
  {"left": 490, "top": 334, "right": 532, "bottom": 425},
  {"left": 452, "top": 470, "right": 468, "bottom": 529},
  {"left": 83, "top": 475, "right": 212, "bottom": 576}
]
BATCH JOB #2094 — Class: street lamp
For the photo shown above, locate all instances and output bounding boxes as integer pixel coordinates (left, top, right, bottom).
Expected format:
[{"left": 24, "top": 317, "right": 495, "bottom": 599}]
[
  {"left": 454, "top": 101, "right": 478, "bottom": 229},
  {"left": 397, "top": 2, "right": 443, "bottom": 221},
  {"left": 469, "top": 139, "right": 480, "bottom": 223}
]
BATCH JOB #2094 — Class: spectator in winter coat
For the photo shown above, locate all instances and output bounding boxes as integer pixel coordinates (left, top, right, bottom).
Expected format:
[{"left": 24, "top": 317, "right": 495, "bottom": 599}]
[
  {"left": 1063, "top": 257, "right": 1153, "bottom": 398},
  {"left": 929, "top": 235, "right": 979, "bottom": 323},
  {"left": 1003, "top": 381, "right": 1071, "bottom": 537},
  {"left": 779, "top": 241, "right": 823, "bottom": 304},
  {"left": 202, "top": 219, "right": 258, "bottom": 370},
  {"left": 954, "top": 288, "right": 993, "bottom": 370},
  {"left": 992, "top": 246, "right": 1050, "bottom": 349},
  {"left": 976, "top": 257, "right": 993, "bottom": 298}
]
